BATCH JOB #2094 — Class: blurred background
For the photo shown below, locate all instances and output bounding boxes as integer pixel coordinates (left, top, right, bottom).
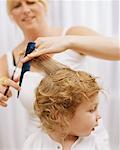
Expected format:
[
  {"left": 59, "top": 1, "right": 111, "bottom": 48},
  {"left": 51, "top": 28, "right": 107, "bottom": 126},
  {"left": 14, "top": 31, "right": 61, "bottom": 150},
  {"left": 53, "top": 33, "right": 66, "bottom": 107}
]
[{"left": 0, "top": 0, "right": 119, "bottom": 150}]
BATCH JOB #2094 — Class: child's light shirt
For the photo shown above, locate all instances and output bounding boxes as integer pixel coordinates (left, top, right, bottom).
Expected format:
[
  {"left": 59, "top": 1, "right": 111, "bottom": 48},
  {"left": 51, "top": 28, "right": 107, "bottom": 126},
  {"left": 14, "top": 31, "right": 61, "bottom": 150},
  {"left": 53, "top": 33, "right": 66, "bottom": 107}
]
[{"left": 22, "top": 126, "right": 110, "bottom": 150}]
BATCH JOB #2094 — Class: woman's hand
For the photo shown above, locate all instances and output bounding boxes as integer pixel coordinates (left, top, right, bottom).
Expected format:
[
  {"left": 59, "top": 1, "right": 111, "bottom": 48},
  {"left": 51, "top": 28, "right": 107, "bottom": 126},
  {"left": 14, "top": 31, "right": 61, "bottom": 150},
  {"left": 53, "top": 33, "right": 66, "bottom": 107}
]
[
  {"left": 21, "top": 36, "right": 72, "bottom": 63},
  {"left": 0, "top": 77, "right": 20, "bottom": 107}
]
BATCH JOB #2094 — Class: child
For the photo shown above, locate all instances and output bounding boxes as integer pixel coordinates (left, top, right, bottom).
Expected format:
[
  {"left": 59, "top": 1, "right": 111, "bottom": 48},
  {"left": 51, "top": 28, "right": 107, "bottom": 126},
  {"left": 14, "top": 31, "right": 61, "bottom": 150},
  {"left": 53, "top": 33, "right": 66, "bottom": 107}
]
[{"left": 22, "top": 56, "right": 110, "bottom": 150}]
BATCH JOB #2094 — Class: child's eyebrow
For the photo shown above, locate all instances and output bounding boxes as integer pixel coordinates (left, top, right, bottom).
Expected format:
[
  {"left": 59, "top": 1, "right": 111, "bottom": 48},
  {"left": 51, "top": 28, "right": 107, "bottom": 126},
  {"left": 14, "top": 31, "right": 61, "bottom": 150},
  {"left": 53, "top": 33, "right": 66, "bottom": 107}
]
[{"left": 90, "top": 102, "right": 99, "bottom": 107}]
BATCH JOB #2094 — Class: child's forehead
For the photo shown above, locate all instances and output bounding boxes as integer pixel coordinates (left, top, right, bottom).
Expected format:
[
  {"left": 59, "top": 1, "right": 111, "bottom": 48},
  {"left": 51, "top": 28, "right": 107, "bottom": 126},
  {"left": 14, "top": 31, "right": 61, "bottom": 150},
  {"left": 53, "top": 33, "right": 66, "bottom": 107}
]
[
  {"left": 89, "top": 94, "right": 99, "bottom": 104},
  {"left": 78, "top": 95, "right": 99, "bottom": 109},
  {"left": 88, "top": 100, "right": 99, "bottom": 107}
]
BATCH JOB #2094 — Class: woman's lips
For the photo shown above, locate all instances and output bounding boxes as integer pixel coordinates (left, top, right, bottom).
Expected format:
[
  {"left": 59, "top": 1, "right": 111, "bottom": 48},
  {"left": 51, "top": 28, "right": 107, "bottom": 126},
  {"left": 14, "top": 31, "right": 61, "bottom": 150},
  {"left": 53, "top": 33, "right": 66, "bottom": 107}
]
[{"left": 22, "top": 16, "right": 35, "bottom": 22}]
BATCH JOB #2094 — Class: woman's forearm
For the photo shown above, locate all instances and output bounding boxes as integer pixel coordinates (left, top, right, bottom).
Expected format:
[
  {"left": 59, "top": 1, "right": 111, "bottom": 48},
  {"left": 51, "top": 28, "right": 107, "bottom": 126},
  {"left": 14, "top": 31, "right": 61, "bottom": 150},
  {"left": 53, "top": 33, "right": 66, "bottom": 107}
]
[
  {"left": 69, "top": 36, "right": 120, "bottom": 60},
  {"left": 21, "top": 35, "right": 120, "bottom": 63}
]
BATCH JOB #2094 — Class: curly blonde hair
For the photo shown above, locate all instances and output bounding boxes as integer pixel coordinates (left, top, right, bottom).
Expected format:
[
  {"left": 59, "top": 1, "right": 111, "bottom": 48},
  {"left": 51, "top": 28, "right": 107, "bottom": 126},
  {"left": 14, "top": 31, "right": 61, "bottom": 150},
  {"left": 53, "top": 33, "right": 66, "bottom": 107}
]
[{"left": 34, "top": 67, "right": 101, "bottom": 139}]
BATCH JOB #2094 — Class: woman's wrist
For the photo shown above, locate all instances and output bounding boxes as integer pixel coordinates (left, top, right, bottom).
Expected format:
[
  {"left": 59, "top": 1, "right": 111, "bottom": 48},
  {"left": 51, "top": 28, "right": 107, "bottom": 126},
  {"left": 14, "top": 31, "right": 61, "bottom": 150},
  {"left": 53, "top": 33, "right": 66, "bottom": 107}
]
[
  {"left": 66, "top": 35, "right": 83, "bottom": 50},
  {"left": 66, "top": 36, "right": 77, "bottom": 50}
]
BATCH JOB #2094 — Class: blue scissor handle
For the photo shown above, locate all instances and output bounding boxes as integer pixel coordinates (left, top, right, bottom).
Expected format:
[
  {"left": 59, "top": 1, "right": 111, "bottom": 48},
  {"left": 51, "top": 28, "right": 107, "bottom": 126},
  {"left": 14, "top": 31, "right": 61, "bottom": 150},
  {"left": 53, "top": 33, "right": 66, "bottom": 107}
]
[{"left": 17, "top": 42, "right": 36, "bottom": 97}]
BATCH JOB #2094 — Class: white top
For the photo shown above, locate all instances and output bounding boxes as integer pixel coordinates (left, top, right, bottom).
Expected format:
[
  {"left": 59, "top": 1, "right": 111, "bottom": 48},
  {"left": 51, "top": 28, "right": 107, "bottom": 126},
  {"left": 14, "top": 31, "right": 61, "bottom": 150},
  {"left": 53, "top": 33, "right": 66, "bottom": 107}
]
[
  {"left": 6, "top": 51, "right": 21, "bottom": 78},
  {"left": 22, "top": 125, "right": 110, "bottom": 150}
]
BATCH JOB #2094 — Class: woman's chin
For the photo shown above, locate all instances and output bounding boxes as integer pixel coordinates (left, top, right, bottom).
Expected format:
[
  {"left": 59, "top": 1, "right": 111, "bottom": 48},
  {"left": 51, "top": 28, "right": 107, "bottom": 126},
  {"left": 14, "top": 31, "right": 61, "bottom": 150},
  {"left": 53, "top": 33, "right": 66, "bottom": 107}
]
[{"left": 22, "top": 21, "right": 38, "bottom": 29}]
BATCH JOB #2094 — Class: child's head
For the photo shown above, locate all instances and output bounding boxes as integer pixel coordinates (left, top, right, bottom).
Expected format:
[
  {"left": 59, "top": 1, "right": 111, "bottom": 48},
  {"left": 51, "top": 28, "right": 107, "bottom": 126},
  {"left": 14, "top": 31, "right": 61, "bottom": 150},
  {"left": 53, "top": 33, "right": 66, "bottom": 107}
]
[{"left": 34, "top": 68, "right": 101, "bottom": 139}]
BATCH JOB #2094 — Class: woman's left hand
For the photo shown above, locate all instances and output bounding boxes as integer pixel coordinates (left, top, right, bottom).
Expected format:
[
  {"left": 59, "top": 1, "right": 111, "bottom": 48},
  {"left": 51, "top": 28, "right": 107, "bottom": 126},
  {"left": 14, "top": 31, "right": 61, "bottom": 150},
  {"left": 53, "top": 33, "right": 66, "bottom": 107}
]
[
  {"left": 0, "top": 76, "right": 20, "bottom": 107},
  {"left": 21, "top": 36, "right": 72, "bottom": 63}
]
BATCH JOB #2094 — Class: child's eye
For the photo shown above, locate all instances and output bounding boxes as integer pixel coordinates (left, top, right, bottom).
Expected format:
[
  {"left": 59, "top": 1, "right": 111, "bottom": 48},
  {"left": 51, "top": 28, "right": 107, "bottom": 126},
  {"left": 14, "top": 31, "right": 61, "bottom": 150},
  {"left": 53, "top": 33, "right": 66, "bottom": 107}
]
[
  {"left": 89, "top": 109, "right": 95, "bottom": 113},
  {"left": 89, "top": 106, "right": 97, "bottom": 113}
]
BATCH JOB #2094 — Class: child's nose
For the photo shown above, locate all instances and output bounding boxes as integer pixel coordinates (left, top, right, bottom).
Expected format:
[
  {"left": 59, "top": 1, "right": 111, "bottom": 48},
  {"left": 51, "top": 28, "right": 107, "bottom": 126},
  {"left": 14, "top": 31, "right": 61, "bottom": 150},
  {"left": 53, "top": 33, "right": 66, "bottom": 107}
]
[{"left": 96, "top": 115, "right": 101, "bottom": 121}]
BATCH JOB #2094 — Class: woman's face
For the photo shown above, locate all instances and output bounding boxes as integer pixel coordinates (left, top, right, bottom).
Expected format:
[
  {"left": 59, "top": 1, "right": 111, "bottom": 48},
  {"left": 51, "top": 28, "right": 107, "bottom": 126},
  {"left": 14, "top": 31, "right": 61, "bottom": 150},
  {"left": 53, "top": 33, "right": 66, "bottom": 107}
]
[
  {"left": 69, "top": 94, "right": 101, "bottom": 137},
  {"left": 10, "top": 0, "right": 47, "bottom": 30}
]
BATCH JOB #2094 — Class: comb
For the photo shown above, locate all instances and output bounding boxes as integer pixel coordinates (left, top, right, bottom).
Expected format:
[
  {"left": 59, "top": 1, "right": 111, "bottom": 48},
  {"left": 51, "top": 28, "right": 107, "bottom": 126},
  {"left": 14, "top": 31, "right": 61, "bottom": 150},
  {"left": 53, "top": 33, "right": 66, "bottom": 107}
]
[{"left": 17, "top": 42, "right": 36, "bottom": 97}]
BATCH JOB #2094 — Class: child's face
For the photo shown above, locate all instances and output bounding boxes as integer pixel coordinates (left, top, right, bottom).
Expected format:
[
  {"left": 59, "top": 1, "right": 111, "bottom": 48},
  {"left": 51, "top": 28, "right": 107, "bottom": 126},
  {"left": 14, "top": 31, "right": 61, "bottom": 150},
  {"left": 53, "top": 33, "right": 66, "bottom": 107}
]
[{"left": 69, "top": 94, "right": 100, "bottom": 137}]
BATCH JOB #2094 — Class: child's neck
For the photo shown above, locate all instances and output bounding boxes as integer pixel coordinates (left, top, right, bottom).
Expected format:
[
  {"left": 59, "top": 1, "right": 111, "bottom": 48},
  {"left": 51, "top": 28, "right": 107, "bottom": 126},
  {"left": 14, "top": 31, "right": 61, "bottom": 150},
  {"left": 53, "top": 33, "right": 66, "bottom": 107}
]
[
  {"left": 49, "top": 132, "right": 79, "bottom": 148},
  {"left": 64, "top": 135, "right": 79, "bottom": 142}
]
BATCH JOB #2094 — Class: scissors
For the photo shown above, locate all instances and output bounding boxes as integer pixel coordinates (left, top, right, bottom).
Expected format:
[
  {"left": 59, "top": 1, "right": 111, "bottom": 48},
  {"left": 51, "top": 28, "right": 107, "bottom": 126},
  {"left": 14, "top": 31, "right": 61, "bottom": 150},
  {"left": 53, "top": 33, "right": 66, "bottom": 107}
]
[{"left": 4, "top": 57, "right": 21, "bottom": 96}]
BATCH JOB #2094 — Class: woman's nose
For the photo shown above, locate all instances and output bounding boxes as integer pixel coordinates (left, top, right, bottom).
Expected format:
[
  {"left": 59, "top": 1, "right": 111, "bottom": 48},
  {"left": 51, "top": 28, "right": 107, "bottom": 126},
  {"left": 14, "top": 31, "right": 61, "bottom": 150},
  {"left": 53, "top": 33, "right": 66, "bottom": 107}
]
[{"left": 22, "top": 4, "right": 31, "bottom": 14}]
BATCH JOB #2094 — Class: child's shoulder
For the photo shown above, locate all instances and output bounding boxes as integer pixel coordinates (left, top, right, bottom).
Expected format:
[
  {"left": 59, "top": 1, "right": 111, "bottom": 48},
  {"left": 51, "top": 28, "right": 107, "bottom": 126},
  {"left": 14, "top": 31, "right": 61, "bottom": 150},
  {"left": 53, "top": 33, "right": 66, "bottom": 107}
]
[{"left": 22, "top": 130, "right": 43, "bottom": 150}]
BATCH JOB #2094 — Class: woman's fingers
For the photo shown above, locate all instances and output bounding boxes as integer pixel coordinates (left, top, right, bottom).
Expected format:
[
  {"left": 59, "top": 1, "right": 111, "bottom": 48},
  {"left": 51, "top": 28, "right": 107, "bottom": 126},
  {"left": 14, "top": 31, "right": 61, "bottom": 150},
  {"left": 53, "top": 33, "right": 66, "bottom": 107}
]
[
  {"left": 6, "top": 90, "right": 12, "bottom": 98},
  {"left": 0, "top": 92, "right": 8, "bottom": 107},
  {"left": 21, "top": 47, "right": 53, "bottom": 63},
  {"left": 21, "top": 36, "right": 68, "bottom": 63},
  {"left": 4, "top": 78, "right": 21, "bottom": 91},
  {"left": 0, "top": 85, "right": 12, "bottom": 98},
  {"left": 0, "top": 100, "right": 7, "bottom": 107},
  {"left": 20, "top": 54, "right": 34, "bottom": 63},
  {"left": 21, "top": 37, "right": 53, "bottom": 63},
  {"left": 0, "top": 77, "right": 20, "bottom": 107},
  {"left": 0, "top": 93, "right": 8, "bottom": 101}
]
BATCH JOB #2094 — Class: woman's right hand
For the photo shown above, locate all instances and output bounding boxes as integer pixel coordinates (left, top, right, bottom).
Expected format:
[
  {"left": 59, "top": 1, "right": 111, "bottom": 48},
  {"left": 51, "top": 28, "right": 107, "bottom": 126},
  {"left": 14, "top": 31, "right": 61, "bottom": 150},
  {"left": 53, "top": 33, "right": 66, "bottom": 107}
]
[
  {"left": 0, "top": 77, "right": 20, "bottom": 107},
  {"left": 21, "top": 36, "right": 72, "bottom": 63}
]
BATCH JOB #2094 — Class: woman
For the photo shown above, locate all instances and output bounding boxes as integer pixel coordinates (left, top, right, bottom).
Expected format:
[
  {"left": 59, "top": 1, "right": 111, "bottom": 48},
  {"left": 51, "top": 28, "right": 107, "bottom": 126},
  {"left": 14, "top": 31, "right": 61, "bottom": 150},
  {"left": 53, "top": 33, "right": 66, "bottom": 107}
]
[{"left": 0, "top": 0, "right": 119, "bottom": 107}]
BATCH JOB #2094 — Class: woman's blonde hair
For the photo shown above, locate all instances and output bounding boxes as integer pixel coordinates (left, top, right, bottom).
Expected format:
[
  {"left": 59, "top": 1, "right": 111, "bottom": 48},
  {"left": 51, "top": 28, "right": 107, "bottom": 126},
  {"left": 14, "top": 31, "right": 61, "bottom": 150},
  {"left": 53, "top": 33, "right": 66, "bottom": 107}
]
[
  {"left": 33, "top": 55, "right": 101, "bottom": 140},
  {"left": 7, "top": 0, "right": 48, "bottom": 16}
]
